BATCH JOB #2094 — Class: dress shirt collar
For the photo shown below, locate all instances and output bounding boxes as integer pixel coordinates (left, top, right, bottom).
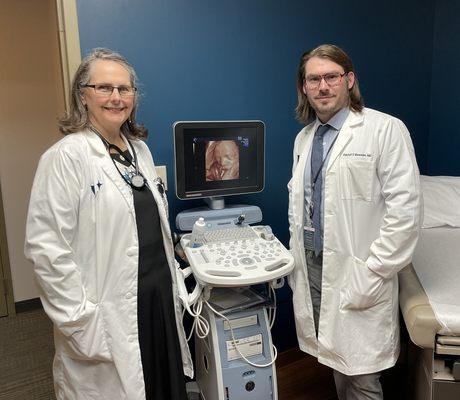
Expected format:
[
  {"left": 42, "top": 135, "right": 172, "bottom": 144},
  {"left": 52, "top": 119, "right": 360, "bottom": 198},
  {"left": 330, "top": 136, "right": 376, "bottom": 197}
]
[{"left": 316, "top": 107, "right": 350, "bottom": 131}]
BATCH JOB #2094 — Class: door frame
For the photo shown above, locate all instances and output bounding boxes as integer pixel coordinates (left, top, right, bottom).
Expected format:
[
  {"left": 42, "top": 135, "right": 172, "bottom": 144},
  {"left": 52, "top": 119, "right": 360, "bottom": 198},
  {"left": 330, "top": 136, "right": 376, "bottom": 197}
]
[
  {"left": 55, "top": 0, "right": 81, "bottom": 110},
  {"left": 0, "top": 181, "right": 16, "bottom": 317}
]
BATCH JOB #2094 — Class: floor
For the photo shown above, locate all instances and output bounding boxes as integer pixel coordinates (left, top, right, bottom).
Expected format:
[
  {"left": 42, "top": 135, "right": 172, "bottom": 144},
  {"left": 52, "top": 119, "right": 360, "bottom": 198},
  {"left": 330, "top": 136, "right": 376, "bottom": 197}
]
[
  {"left": 277, "top": 349, "right": 338, "bottom": 399},
  {"left": 0, "top": 309, "right": 54, "bottom": 400},
  {"left": 0, "top": 308, "right": 407, "bottom": 399},
  {"left": 277, "top": 346, "right": 409, "bottom": 399}
]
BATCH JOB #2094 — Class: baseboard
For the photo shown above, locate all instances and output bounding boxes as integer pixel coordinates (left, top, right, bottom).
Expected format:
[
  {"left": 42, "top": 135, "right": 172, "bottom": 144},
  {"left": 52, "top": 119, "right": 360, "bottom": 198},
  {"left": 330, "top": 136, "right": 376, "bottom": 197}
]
[{"left": 15, "top": 297, "right": 43, "bottom": 313}]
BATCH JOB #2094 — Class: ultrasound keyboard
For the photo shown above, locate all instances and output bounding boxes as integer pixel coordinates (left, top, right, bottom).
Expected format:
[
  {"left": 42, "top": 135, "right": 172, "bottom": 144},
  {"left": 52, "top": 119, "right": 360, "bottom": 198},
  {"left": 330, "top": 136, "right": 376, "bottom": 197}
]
[
  {"left": 180, "top": 225, "right": 294, "bottom": 286},
  {"left": 203, "top": 226, "right": 258, "bottom": 242}
]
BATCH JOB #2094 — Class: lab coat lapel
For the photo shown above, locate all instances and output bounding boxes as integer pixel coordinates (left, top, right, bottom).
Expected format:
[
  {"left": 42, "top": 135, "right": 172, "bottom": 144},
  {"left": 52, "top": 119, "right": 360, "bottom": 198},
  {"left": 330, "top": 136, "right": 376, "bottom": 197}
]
[
  {"left": 86, "top": 130, "right": 135, "bottom": 214},
  {"left": 326, "top": 111, "right": 364, "bottom": 172},
  {"left": 293, "top": 126, "right": 315, "bottom": 230},
  {"left": 134, "top": 144, "right": 171, "bottom": 236},
  {"left": 292, "top": 126, "right": 315, "bottom": 292},
  {"left": 134, "top": 144, "right": 175, "bottom": 274}
]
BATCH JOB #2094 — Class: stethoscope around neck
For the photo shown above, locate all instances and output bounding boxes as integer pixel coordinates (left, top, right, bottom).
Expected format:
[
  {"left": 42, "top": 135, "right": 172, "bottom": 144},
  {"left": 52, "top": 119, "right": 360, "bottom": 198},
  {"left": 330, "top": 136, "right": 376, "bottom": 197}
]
[{"left": 90, "top": 125, "right": 146, "bottom": 189}]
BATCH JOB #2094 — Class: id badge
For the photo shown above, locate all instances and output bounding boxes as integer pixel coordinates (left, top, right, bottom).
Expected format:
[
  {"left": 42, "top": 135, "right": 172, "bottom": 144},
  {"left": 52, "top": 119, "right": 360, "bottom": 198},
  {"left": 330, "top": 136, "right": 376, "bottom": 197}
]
[{"left": 304, "top": 226, "right": 315, "bottom": 251}]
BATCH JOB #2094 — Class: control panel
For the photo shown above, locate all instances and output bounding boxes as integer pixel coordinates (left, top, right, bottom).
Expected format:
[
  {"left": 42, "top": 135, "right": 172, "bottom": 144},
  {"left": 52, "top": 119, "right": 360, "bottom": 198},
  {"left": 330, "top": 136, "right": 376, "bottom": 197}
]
[{"left": 180, "top": 225, "right": 294, "bottom": 286}]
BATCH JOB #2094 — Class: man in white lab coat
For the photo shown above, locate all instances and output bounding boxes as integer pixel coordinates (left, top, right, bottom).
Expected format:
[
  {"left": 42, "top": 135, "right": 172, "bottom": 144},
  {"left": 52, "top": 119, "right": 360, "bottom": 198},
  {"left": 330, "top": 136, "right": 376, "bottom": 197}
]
[{"left": 288, "top": 44, "right": 421, "bottom": 399}]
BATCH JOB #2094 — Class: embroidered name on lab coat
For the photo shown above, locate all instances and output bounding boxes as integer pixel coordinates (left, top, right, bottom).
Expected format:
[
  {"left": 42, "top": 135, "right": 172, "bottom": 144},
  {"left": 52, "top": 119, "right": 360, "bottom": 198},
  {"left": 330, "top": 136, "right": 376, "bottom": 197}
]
[{"left": 342, "top": 153, "right": 373, "bottom": 158}]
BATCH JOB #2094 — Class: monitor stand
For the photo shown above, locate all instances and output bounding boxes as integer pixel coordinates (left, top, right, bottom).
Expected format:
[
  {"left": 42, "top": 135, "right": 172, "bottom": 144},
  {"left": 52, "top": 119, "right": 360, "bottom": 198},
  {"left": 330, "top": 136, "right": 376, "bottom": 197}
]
[
  {"left": 204, "top": 196, "right": 225, "bottom": 210},
  {"left": 175, "top": 197, "right": 262, "bottom": 232}
]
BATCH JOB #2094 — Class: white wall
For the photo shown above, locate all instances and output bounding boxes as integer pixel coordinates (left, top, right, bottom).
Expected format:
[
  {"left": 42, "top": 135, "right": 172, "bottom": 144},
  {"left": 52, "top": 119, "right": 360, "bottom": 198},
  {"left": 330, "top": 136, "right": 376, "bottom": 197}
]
[{"left": 0, "top": 0, "right": 65, "bottom": 301}]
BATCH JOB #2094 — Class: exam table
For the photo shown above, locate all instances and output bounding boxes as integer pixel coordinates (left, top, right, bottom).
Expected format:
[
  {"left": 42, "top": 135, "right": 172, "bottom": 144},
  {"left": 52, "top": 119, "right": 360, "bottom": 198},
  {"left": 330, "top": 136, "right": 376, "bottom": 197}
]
[{"left": 399, "top": 176, "right": 460, "bottom": 399}]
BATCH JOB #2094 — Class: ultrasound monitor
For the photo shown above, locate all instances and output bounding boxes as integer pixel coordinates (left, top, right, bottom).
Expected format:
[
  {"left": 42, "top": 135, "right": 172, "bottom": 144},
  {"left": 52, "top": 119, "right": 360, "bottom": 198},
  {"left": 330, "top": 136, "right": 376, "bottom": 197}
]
[{"left": 174, "top": 121, "right": 265, "bottom": 210}]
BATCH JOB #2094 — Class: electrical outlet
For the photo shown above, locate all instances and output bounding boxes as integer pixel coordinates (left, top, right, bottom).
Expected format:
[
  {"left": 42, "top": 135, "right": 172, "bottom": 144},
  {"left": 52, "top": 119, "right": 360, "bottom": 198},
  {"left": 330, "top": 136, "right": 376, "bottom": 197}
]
[{"left": 155, "top": 165, "right": 168, "bottom": 191}]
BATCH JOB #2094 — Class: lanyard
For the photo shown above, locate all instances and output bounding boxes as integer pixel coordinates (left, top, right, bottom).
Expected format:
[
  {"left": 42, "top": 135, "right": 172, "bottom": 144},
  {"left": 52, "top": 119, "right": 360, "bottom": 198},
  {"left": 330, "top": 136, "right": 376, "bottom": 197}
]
[
  {"left": 309, "top": 128, "right": 339, "bottom": 219},
  {"left": 310, "top": 127, "right": 339, "bottom": 190},
  {"left": 90, "top": 126, "right": 146, "bottom": 189}
]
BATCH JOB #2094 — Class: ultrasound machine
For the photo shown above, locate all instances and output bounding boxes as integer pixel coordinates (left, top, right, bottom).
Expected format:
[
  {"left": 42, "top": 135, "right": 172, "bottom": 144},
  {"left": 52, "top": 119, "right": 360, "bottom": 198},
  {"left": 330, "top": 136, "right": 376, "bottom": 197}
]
[{"left": 173, "top": 121, "right": 294, "bottom": 400}]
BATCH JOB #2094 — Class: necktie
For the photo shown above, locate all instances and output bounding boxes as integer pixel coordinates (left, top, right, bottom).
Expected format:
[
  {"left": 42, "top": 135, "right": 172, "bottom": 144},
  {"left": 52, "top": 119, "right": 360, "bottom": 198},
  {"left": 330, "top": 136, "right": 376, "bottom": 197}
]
[{"left": 311, "top": 124, "right": 329, "bottom": 256}]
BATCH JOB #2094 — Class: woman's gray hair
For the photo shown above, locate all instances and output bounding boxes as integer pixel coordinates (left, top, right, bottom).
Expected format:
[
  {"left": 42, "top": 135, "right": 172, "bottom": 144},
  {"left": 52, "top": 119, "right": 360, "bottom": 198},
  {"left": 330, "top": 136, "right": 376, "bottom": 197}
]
[{"left": 58, "top": 48, "right": 147, "bottom": 139}]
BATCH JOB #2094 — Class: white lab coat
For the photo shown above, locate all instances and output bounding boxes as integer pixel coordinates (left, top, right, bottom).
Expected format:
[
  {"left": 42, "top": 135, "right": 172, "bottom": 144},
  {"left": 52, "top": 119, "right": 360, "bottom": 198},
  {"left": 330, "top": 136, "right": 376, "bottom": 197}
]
[
  {"left": 25, "top": 130, "right": 193, "bottom": 400},
  {"left": 288, "top": 108, "right": 421, "bottom": 375}
]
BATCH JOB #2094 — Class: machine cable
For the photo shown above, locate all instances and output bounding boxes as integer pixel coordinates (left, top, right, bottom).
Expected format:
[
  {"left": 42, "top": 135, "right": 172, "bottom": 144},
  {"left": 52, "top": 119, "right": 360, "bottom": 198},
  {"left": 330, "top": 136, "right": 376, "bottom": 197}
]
[{"left": 183, "top": 281, "right": 279, "bottom": 367}]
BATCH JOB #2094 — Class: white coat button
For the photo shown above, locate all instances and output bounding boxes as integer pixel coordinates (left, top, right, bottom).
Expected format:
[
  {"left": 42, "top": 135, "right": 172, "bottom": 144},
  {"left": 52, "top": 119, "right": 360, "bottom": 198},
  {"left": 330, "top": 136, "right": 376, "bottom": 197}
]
[
  {"left": 126, "top": 247, "right": 137, "bottom": 256},
  {"left": 128, "top": 335, "right": 135, "bottom": 343},
  {"left": 125, "top": 292, "right": 133, "bottom": 299}
]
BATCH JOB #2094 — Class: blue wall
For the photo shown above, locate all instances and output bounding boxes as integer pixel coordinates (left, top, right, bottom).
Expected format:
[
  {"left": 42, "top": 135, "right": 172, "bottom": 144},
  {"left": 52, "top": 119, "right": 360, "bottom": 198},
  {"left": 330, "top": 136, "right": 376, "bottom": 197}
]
[
  {"left": 76, "top": 0, "right": 435, "bottom": 351},
  {"left": 428, "top": 0, "right": 460, "bottom": 175}
]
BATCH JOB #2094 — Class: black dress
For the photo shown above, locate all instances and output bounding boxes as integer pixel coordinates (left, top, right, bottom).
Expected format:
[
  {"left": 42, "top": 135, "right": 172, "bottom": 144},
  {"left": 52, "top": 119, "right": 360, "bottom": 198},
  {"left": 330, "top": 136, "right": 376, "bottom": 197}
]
[{"left": 112, "top": 152, "right": 187, "bottom": 400}]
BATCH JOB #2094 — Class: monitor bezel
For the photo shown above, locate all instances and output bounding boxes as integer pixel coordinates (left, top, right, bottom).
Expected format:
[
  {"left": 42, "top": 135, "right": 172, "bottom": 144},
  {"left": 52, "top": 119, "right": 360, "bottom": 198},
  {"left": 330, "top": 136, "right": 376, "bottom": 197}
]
[{"left": 173, "top": 120, "right": 265, "bottom": 200}]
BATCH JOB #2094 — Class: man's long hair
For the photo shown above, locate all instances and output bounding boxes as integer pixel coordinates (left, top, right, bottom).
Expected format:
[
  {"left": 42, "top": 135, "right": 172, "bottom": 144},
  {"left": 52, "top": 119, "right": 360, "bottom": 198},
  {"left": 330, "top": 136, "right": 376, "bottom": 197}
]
[{"left": 295, "top": 44, "right": 364, "bottom": 124}]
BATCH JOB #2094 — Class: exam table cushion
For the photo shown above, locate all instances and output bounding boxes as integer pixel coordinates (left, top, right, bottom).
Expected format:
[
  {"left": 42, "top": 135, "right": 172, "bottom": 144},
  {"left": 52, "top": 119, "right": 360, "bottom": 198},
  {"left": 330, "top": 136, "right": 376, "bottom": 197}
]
[
  {"left": 399, "top": 264, "right": 441, "bottom": 349},
  {"left": 411, "top": 226, "right": 460, "bottom": 336},
  {"left": 400, "top": 175, "right": 460, "bottom": 348},
  {"left": 421, "top": 175, "right": 460, "bottom": 228}
]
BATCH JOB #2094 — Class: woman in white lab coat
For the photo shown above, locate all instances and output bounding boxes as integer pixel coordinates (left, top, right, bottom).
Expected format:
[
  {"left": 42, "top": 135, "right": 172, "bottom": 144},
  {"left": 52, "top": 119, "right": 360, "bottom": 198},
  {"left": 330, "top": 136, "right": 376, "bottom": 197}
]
[
  {"left": 25, "top": 48, "right": 192, "bottom": 400},
  {"left": 288, "top": 107, "right": 422, "bottom": 376}
]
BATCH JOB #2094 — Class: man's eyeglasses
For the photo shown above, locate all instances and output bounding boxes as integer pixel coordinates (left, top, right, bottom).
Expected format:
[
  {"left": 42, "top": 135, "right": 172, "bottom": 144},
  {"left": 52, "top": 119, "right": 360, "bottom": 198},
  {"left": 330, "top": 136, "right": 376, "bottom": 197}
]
[
  {"left": 304, "top": 72, "right": 347, "bottom": 90},
  {"left": 81, "top": 84, "right": 137, "bottom": 97}
]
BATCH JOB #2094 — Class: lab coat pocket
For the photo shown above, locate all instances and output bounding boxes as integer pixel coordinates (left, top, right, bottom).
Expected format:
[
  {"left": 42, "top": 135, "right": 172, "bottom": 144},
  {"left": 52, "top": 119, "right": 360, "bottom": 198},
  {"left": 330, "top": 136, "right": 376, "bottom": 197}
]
[
  {"left": 64, "top": 302, "right": 113, "bottom": 362},
  {"left": 339, "top": 158, "right": 374, "bottom": 201},
  {"left": 340, "top": 257, "right": 384, "bottom": 310}
]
